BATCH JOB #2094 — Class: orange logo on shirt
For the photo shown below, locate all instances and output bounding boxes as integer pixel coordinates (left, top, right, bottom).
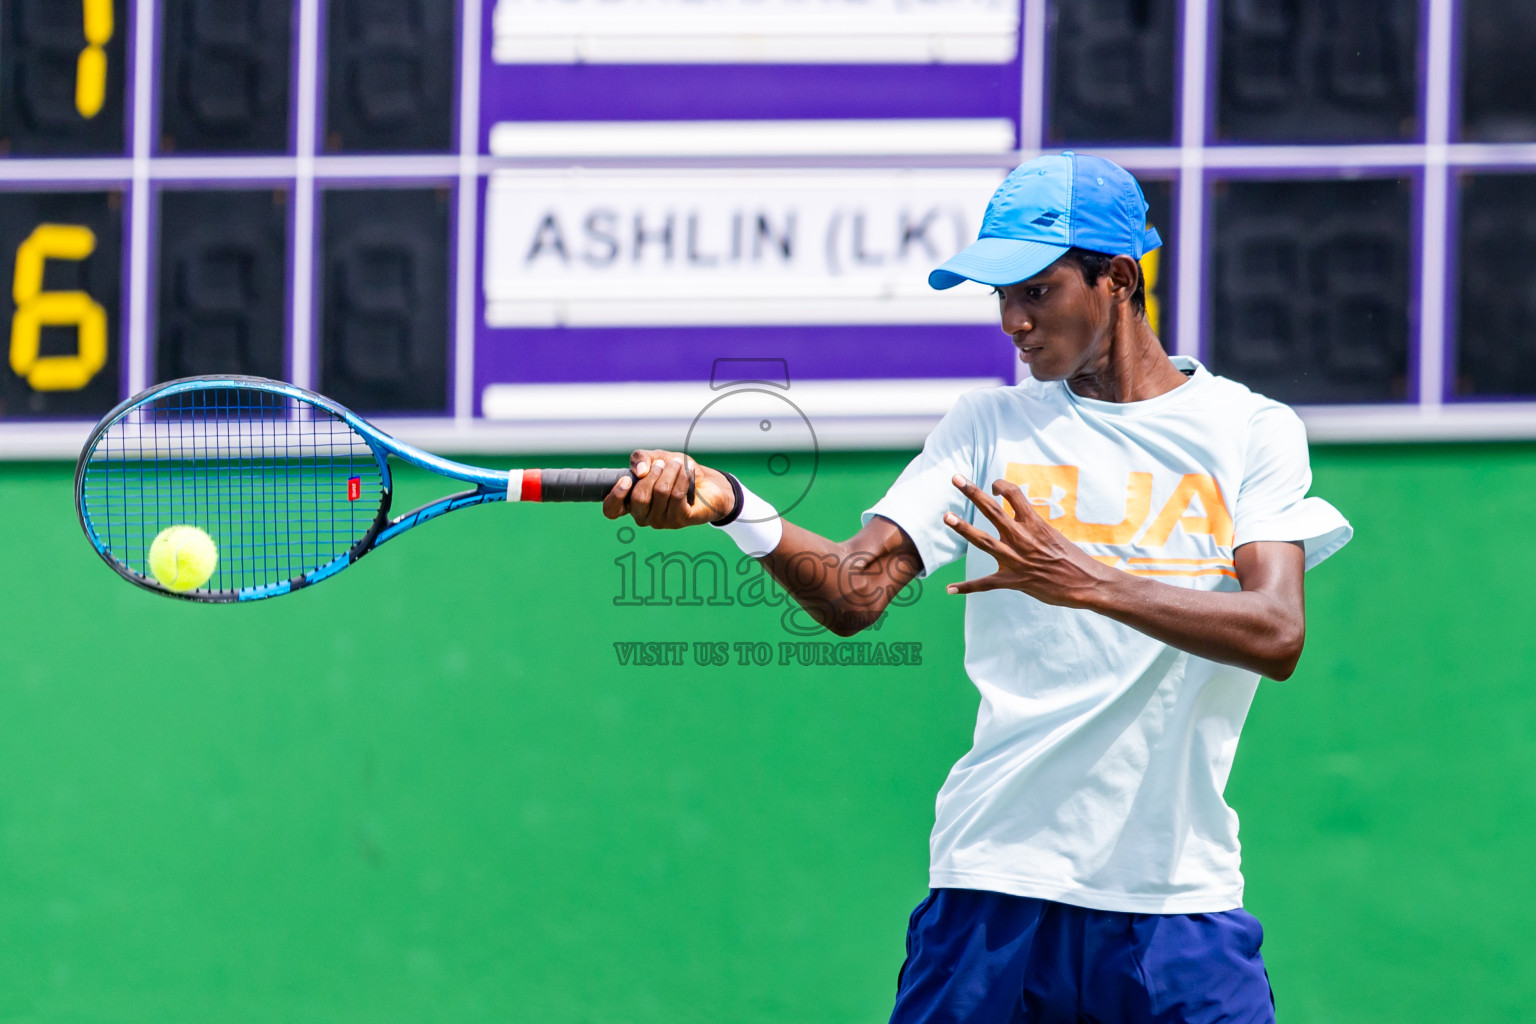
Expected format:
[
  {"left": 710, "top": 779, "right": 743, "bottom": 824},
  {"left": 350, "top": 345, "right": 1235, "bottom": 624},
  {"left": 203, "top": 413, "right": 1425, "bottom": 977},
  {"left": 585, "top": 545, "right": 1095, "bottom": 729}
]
[
  {"left": 1003, "top": 464, "right": 1235, "bottom": 576},
  {"left": 1001, "top": 464, "right": 1152, "bottom": 545}
]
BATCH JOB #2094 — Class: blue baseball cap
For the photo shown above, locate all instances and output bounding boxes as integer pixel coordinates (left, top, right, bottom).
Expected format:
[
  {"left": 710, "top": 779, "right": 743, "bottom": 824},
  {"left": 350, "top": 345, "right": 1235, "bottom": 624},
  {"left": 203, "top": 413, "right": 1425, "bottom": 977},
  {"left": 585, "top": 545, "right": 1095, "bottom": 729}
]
[{"left": 929, "top": 151, "right": 1162, "bottom": 290}]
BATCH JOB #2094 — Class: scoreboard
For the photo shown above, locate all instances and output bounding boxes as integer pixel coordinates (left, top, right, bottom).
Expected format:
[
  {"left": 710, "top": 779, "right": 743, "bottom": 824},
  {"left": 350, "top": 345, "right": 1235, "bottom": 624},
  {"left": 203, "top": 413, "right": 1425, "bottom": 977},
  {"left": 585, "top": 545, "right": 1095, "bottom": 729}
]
[{"left": 3, "top": 0, "right": 1536, "bottom": 458}]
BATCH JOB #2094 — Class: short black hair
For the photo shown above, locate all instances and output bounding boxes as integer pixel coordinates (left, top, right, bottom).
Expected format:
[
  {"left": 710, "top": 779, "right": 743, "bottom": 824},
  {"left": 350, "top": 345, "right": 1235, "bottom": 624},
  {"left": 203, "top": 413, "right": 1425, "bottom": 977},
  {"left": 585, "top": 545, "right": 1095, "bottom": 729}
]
[{"left": 1060, "top": 248, "right": 1147, "bottom": 317}]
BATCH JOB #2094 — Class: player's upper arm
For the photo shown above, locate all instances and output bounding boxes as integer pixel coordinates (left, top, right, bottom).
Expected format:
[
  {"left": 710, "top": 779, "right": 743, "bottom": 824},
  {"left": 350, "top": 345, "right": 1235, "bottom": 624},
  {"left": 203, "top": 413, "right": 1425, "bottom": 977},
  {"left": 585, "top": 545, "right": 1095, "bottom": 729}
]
[
  {"left": 1233, "top": 539, "right": 1305, "bottom": 600},
  {"left": 1232, "top": 539, "right": 1307, "bottom": 679}
]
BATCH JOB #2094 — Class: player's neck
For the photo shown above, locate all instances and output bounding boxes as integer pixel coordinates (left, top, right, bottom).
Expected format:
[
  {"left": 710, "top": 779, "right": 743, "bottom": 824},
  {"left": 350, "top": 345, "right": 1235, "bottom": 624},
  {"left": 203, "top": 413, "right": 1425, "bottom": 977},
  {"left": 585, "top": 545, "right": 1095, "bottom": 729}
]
[{"left": 1066, "top": 315, "right": 1186, "bottom": 404}]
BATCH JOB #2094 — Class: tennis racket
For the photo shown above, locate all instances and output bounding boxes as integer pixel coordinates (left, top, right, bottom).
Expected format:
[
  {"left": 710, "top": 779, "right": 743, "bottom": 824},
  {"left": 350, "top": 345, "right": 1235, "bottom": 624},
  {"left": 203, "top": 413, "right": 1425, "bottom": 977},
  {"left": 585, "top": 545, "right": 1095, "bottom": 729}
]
[{"left": 75, "top": 375, "right": 681, "bottom": 602}]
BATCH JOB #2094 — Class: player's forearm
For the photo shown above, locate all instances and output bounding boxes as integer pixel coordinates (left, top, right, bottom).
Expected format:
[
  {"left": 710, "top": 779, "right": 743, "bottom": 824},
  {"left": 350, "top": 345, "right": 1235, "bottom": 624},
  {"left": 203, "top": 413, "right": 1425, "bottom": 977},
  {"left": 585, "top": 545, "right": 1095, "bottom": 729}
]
[
  {"left": 1080, "top": 572, "right": 1305, "bottom": 680},
  {"left": 758, "top": 522, "right": 910, "bottom": 637},
  {"left": 610, "top": 454, "right": 919, "bottom": 635}
]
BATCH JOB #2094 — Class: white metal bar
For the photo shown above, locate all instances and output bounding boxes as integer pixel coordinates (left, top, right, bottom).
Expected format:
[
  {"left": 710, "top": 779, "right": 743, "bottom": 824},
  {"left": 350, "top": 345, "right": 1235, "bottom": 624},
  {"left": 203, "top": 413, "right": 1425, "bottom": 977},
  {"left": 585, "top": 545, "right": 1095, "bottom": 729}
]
[
  {"left": 0, "top": 159, "right": 135, "bottom": 182},
  {"left": 312, "top": 155, "right": 462, "bottom": 178},
  {"left": 1173, "top": 0, "right": 1209, "bottom": 359},
  {"left": 14, "top": 401, "right": 1536, "bottom": 461},
  {"left": 125, "top": 0, "right": 156, "bottom": 396},
  {"left": 145, "top": 156, "right": 298, "bottom": 180},
  {"left": 1090, "top": 143, "right": 1428, "bottom": 171},
  {"left": 1418, "top": 0, "right": 1455, "bottom": 410},
  {"left": 455, "top": 0, "right": 486, "bottom": 423},
  {"left": 1299, "top": 405, "right": 1536, "bottom": 443},
  {"left": 1018, "top": 0, "right": 1048, "bottom": 156},
  {"left": 289, "top": 0, "right": 322, "bottom": 391},
  {"left": 9, "top": 138, "right": 1536, "bottom": 190},
  {"left": 1448, "top": 142, "right": 1536, "bottom": 164}
]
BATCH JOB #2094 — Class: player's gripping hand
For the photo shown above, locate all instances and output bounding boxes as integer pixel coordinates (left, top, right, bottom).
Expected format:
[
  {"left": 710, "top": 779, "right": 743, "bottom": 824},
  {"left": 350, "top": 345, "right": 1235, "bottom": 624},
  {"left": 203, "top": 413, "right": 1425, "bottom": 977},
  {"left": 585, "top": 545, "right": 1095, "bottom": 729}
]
[
  {"left": 941, "top": 474, "right": 1112, "bottom": 607},
  {"left": 603, "top": 449, "right": 736, "bottom": 529}
]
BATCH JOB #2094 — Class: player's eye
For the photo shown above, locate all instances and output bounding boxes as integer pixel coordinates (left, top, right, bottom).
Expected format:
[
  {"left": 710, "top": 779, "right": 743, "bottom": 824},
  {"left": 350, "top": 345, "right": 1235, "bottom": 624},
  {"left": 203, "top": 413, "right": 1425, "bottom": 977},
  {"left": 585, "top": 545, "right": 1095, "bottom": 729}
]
[
  {"left": 990, "top": 286, "right": 1004, "bottom": 298},
  {"left": 1027, "top": 286, "right": 1048, "bottom": 301}
]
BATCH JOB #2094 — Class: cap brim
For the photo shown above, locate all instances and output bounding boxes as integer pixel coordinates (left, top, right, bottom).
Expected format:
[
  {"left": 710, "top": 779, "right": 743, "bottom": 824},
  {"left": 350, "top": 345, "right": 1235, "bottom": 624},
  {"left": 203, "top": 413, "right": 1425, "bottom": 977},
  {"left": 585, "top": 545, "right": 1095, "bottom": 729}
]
[{"left": 928, "top": 237, "right": 1071, "bottom": 290}]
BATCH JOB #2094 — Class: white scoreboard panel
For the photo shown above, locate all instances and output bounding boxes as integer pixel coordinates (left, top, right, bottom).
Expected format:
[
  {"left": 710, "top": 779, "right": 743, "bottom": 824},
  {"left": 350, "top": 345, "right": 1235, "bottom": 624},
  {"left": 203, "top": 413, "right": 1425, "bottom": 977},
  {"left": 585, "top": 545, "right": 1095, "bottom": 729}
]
[{"left": 3, "top": 0, "right": 1536, "bottom": 459}]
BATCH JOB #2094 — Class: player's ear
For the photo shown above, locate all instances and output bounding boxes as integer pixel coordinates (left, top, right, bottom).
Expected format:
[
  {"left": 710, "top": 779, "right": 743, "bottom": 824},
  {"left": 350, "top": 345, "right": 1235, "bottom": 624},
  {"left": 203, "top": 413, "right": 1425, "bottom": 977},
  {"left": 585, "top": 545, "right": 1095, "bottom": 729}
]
[{"left": 1107, "top": 255, "right": 1141, "bottom": 305}]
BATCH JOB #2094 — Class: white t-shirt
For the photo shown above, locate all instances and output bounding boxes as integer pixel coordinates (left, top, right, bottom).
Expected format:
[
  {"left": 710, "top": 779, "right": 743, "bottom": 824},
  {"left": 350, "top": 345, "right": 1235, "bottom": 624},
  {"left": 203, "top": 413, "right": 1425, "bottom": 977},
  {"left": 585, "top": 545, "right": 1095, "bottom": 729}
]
[{"left": 864, "top": 356, "right": 1351, "bottom": 914}]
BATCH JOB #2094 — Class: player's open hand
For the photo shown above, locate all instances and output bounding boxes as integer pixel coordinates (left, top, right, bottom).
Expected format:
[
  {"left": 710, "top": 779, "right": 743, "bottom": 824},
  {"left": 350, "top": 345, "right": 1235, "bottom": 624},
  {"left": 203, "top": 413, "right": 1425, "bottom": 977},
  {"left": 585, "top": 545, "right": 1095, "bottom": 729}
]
[
  {"left": 941, "top": 475, "right": 1110, "bottom": 606},
  {"left": 603, "top": 449, "right": 735, "bottom": 529}
]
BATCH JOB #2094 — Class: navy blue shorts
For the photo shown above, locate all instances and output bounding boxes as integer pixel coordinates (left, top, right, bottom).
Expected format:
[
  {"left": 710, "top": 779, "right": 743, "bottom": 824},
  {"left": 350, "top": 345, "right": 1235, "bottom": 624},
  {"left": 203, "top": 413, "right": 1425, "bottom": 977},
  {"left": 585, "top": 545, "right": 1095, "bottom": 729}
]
[{"left": 890, "top": 888, "right": 1275, "bottom": 1024}]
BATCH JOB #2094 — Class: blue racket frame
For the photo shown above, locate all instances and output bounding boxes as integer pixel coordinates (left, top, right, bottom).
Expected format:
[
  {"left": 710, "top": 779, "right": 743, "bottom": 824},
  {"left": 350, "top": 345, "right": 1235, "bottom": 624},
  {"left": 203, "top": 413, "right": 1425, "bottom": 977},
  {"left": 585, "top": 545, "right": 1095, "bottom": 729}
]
[{"left": 77, "top": 376, "right": 513, "bottom": 603}]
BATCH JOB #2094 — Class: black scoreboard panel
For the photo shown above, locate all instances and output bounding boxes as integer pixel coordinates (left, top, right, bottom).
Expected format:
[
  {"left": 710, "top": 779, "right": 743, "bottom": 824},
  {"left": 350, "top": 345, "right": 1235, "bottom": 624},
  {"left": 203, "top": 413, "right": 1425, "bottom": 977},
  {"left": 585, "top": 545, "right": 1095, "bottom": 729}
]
[
  {"left": 155, "top": 188, "right": 289, "bottom": 380},
  {"left": 1209, "top": 178, "right": 1411, "bottom": 405},
  {"left": 1460, "top": 0, "right": 1536, "bottom": 142},
  {"left": 324, "top": 0, "right": 456, "bottom": 153},
  {"left": 317, "top": 187, "right": 449, "bottom": 412},
  {"left": 1456, "top": 174, "right": 1536, "bottom": 397},
  {"left": 1047, "top": 0, "right": 1177, "bottom": 145},
  {"left": 0, "top": 189, "right": 122, "bottom": 416},
  {"left": 158, "top": 0, "right": 293, "bottom": 153},
  {"left": 1214, "top": 0, "right": 1419, "bottom": 143},
  {"left": 0, "top": 0, "right": 127, "bottom": 155}
]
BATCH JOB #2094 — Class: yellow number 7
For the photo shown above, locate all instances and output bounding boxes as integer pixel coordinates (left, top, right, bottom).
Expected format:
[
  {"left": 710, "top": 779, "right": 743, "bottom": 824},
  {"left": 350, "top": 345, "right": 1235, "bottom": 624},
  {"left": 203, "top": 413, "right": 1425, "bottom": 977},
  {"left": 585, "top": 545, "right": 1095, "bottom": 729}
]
[{"left": 10, "top": 224, "right": 110, "bottom": 392}]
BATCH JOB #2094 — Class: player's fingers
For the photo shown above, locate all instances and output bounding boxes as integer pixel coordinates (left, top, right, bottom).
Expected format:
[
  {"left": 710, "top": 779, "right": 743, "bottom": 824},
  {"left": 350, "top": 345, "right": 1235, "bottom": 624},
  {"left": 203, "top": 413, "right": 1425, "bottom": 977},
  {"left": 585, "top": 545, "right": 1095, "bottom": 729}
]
[
  {"left": 666, "top": 457, "right": 695, "bottom": 523},
  {"left": 668, "top": 458, "right": 695, "bottom": 512},
  {"left": 629, "top": 489, "right": 654, "bottom": 527},
  {"left": 647, "top": 456, "right": 686, "bottom": 527},
  {"left": 628, "top": 457, "right": 669, "bottom": 526},
  {"left": 954, "top": 475, "right": 1015, "bottom": 534},
  {"left": 951, "top": 474, "right": 995, "bottom": 512},
  {"left": 601, "top": 474, "right": 635, "bottom": 520},
  {"left": 945, "top": 575, "right": 1003, "bottom": 595},
  {"left": 631, "top": 448, "right": 668, "bottom": 479},
  {"left": 628, "top": 449, "right": 674, "bottom": 514},
  {"left": 991, "top": 479, "right": 1032, "bottom": 523},
  {"left": 951, "top": 476, "right": 1017, "bottom": 537},
  {"left": 944, "top": 512, "right": 1009, "bottom": 560},
  {"left": 681, "top": 456, "right": 701, "bottom": 512}
]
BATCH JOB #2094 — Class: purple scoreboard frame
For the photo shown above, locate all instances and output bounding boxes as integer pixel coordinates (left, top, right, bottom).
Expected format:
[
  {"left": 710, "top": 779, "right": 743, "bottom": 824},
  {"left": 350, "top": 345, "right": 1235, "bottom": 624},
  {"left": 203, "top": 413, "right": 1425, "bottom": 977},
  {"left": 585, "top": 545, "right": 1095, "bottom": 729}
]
[{"left": 2, "top": 0, "right": 1536, "bottom": 458}]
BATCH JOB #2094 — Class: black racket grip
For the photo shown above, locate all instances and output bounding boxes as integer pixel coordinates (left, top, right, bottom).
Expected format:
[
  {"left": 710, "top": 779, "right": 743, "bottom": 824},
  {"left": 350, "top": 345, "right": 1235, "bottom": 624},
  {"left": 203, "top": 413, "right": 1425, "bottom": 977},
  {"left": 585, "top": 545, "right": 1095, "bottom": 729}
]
[{"left": 537, "top": 467, "right": 696, "bottom": 504}]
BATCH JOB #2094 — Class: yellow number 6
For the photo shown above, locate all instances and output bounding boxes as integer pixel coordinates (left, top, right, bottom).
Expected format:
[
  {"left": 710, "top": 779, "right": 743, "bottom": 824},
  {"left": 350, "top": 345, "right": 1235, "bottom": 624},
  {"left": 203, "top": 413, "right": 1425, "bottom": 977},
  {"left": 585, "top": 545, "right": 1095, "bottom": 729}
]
[
  {"left": 77, "top": 0, "right": 114, "bottom": 119},
  {"left": 10, "top": 224, "right": 109, "bottom": 392}
]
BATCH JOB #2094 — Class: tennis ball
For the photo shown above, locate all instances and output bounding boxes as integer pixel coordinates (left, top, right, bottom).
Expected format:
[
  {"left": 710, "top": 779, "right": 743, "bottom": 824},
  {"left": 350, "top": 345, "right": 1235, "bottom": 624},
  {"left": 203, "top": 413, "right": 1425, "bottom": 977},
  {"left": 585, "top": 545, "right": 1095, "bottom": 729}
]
[{"left": 148, "top": 525, "right": 218, "bottom": 592}]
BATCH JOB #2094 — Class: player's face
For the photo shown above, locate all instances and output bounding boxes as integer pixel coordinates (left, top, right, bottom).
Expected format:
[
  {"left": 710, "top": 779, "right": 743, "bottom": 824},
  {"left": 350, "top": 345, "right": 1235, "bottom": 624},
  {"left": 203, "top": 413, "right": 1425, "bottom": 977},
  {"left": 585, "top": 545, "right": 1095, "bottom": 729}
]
[{"left": 993, "top": 258, "right": 1116, "bottom": 382}]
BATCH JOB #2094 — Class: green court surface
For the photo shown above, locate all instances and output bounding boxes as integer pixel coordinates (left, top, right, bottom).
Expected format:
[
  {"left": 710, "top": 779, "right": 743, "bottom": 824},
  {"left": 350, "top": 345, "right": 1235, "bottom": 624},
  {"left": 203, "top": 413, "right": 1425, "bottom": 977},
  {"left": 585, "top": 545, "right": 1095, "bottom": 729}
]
[{"left": 0, "top": 445, "right": 1532, "bottom": 1023}]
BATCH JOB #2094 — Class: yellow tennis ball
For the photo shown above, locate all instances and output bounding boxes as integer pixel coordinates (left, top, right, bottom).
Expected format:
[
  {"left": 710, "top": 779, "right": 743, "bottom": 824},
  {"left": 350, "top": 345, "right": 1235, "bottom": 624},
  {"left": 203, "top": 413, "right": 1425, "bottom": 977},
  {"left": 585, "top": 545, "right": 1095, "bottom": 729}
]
[{"left": 148, "top": 525, "right": 218, "bottom": 592}]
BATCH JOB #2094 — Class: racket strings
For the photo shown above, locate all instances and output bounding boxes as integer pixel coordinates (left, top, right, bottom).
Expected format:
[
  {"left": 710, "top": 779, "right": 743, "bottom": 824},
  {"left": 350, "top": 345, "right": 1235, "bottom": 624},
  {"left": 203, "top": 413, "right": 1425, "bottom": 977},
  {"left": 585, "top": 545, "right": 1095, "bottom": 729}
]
[{"left": 79, "top": 386, "right": 384, "bottom": 596}]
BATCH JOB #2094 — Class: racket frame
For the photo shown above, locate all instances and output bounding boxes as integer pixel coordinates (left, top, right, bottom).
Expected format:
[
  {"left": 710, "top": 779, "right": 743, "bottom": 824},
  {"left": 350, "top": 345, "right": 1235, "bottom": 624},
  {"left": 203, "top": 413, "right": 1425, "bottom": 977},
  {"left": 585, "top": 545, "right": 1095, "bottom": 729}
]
[{"left": 76, "top": 375, "right": 513, "bottom": 603}]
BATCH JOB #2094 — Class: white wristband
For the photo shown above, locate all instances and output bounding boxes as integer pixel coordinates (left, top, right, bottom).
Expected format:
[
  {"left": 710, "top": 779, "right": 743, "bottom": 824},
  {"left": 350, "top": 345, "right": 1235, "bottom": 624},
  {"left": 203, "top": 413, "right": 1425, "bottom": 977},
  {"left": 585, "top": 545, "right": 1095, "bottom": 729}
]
[{"left": 712, "top": 478, "right": 783, "bottom": 557}]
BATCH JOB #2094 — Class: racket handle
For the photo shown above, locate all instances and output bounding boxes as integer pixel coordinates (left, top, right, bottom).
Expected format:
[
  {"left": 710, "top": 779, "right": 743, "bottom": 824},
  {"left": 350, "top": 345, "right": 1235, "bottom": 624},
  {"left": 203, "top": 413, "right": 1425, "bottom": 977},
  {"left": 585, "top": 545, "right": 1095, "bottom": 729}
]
[{"left": 523, "top": 468, "right": 696, "bottom": 504}]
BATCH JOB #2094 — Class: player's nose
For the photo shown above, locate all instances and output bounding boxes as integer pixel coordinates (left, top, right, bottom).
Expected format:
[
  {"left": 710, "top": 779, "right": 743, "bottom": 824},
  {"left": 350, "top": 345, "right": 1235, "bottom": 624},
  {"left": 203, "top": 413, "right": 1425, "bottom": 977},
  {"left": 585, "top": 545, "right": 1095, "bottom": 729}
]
[
  {"left": 998, "top": 293, "right": 1032, "bottom": 336},
  {"left": 1002, "top": 310, "right": 1033, "bottom": 336}
]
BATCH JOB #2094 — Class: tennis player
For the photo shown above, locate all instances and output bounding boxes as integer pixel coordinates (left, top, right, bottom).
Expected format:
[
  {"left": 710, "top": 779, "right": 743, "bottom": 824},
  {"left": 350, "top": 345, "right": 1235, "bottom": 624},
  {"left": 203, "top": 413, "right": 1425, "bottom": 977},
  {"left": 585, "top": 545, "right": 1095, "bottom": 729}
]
[{"left": 603, "top": 151, "right": 1351, "bottom": 1023}]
